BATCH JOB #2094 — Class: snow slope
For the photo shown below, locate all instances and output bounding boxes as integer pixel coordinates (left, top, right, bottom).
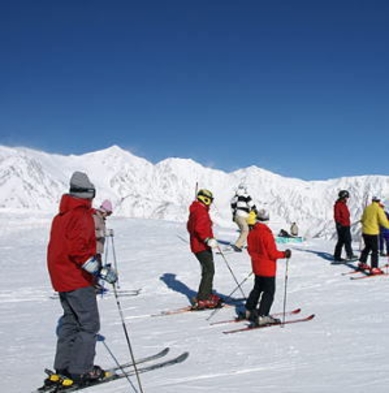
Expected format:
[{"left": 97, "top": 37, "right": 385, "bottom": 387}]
[{"left": 1, "top": 211, "right": 389, "bottom": 393}]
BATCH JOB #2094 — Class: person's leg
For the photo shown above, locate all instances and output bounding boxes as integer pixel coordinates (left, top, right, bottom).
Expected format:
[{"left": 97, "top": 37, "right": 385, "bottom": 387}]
[
  {"left": 65, "top": 287, "right": 100, "bottom": 376},
  {"left": 359, "top": 234, "right": 372, "bottom": 264},
  {"left": 257, "top": 277, "right": 276, "bottom": 317},
  {"left": 334, "top": 226, "right": 345, "bottom": 260},
  {"left": 344, "top": 227, "right": 354, "bottom": 258},
  {"left": 54, "top": 294, "right": 79, "bottom": 374},
  {"left": 195, "top": 250, "right": 215, "bottom": 300},
  {"left": 370, "top": 235, "right": 379, "bottom": 269},
  {"left": 245, "top": 275, "right": 262, "bottom": 312},
  {"left": 234, "top": 216, "right": 249, "bottom": 249}
]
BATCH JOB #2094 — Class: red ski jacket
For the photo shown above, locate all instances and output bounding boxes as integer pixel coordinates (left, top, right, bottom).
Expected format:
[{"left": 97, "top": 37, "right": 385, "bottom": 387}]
[
  {"left": 334, "top": 200, "right": 351, "bottom": 227},
  {"left": 247, "top": 222, "right": 286, "bottom": 277},
  {"left": 187, "top": 201, "right": 214, "bottom": 253},
  {"left": 47, "top": 194, "right": 97, "bottom": 292}
]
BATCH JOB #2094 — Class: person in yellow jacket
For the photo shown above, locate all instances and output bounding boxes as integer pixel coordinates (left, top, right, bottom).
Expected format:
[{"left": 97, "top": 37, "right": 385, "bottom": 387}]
[{"left": 358, "top": 196, "right": 389, "bottom": 274}]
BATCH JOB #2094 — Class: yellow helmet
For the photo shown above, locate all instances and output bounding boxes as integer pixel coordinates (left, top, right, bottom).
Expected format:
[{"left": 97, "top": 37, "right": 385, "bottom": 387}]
[
  {"left": 197, "top": 189, "right": 214, "bottom": 206},
  {"left": 246, "top": 211, "right": 257, "bottom": 225}
]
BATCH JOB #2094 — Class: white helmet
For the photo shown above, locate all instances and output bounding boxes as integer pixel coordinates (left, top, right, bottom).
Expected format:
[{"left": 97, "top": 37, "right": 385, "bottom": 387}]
[
  {"left": 236, "top": 184, "right": 247, "bottom": 195},
  {"left": 257, "top": 209, "right": 270, "bottom": 221}
]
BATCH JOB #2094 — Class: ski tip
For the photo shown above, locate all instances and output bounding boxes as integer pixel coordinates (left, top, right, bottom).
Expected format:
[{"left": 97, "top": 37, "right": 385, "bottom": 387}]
[
  {"left": 159, "top": 347, "right": 170, "bottom": 357},
  {"left": 177, "top": 352, "right": 190, "bottom": 362}
]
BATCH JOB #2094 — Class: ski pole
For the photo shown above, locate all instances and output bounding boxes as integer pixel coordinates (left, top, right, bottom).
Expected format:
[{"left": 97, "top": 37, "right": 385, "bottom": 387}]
[
  {"left": 281, "top": 258, "right": 290, "bottom": 327},
  {"left": 98, "top": 233, "right": 111, "bottom": 298},
  {"left": 216, "top": 246, "right": 247, "bottom": 299},
  {"left": 97, "top": 334, "right": 138, "bottom": 391},
  {"left": 112, "top": 283, "right": 144, "bottom": 393},
  {"left": 206, "top": 271, "right": 252, "bottom": 321},
  {"left": 109, "top": 230, "right": 120, "bottom": 288}
]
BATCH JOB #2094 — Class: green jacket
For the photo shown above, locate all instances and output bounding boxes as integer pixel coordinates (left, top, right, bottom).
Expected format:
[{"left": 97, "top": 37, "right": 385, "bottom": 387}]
[{"left": 361, "top": 202, "right": 389, "bottom": 235}]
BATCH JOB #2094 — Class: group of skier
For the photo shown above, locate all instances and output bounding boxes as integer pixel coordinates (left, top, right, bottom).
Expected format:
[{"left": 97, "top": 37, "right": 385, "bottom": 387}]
[
  {"left": 43, "top": 172, "right": 389, "bottom": 391},
  {"left": 333, "top": 190, "right": 389, "bottom": 275}
]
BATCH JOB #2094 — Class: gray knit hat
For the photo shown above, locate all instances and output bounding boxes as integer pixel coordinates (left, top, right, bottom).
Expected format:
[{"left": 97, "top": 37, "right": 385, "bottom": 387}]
[{"left": 69, "top": 171, "right": 96, "bottom": 199}]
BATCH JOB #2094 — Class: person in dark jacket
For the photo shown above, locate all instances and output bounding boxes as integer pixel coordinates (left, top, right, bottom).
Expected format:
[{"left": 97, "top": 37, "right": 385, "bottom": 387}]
[
  {"left": 45, "top": 172, "right": 117, "bottom": 389},
  {"left": 333, "top": 190, "right": 357, "bottom": 262},
  {"left": 244, "top": 210, "right": 291, "bottom": 326},
  {"left": 187, "top": 189, "right": 221, "bottom": 309}
]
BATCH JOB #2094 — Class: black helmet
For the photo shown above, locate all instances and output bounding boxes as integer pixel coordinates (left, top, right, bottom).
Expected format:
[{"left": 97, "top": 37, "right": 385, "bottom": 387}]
[{"left": 338, "top": 190, "right": 350, "bottom": 199}]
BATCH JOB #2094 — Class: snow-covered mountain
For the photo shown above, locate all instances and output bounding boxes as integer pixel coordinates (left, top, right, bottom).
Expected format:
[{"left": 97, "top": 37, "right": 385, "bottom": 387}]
[{"left": 1, "top": 144, "right": 389, "bottom": 239}]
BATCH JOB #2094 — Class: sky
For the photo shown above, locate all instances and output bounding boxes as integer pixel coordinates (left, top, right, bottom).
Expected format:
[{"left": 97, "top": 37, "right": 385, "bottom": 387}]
[{"left": 1, "top": 0, "right": 388, "bottom": 181}]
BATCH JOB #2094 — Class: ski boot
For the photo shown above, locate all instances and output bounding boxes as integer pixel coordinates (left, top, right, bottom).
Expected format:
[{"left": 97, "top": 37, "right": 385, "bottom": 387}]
[{"left": 253, "top": 315, "right": 281, "bottom": 327}]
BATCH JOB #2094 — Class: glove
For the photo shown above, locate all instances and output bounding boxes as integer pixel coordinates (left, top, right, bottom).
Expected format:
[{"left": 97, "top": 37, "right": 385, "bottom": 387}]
[
  {"left": 99, "top": 265, "right": 118, "bottom": 284},
  {"left": 82, "top": 256, "right": 101, "bottom": 275},
  {"left": 206, "top": 238, "right": 218, "bottom": 248},
  {"left": 284, "top": 249, "right": 292, "bottom": 259}
]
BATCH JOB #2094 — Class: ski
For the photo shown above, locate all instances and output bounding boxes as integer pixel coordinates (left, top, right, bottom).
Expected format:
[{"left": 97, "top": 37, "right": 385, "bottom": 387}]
[
  {"left": 223, "top": 314, "right": 315, "bottom": 334},
  {"left": 350, "top": 271, "right": 389, "bottom": 280},
  {"left": 111, "top": 346, "right": 170, "bottom": 371},
  {"left": 33, "top": 352, "right": 188, "bottom": 393},
  {"left": 216, "top": 239, "right": 234, "bottom": 246},
  {"left": 50, "top": 288, "right": 141, "bottom": 300},
  {"left": 97, "top": 288, "right": 142, "bottom": 297},
  {"left": 343, "top": 263, "right": 389, "bottom": 276},
  {"left": 152, "top": 303, "right": 231, "bottom": 317},
  {"left": 34, "top": 347, "right": 169, "bottom": 392},
  {"left": 210, "top": 307, "right": 302, "bottom": 326}
]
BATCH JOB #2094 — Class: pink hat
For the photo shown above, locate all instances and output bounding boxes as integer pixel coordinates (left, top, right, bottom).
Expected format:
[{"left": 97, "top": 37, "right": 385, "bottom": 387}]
[{"left": 100, "top": 199, "right": 113, "bottom": 213}]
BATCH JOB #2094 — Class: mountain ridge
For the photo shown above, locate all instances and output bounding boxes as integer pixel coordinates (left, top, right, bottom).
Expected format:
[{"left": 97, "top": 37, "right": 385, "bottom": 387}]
[{"left": 1, "top": 144, "right": 389, "bottom": 239}]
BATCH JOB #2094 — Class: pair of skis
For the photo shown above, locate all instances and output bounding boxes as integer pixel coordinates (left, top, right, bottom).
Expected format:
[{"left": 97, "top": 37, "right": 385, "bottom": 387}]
[
  {"left": 211, "top": 308, "right": 315, "bottom": 334},
  {"left": 154, "top": 304, "right": 315, "bottom": 334},
  {"left": 340, "top": 263, "right": 389, "bottom": 280},
  {"left": 33, "top": 347, "right": 188, "bottom": 392}
]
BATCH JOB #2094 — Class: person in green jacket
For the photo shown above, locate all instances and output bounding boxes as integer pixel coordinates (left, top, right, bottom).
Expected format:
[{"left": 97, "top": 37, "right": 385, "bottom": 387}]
[{"left": 358, "top": 196, "right": 389, "bottom": 274}]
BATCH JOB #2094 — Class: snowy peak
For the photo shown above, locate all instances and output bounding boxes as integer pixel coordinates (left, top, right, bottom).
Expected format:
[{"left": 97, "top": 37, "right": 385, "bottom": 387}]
[{"left": 1, "top": 144, "right": 389, "bottom": 239}]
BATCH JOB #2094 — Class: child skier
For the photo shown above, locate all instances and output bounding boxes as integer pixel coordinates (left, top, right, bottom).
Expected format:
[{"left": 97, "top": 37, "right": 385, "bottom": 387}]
[{"left": 244, "top": 210, "right": 291, "bottom": 326}]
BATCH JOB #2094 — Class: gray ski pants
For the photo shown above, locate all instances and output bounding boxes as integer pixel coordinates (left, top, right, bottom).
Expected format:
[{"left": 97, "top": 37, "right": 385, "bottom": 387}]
[{"left": 54, "top": 286, "right": 100, "bottom": 375}]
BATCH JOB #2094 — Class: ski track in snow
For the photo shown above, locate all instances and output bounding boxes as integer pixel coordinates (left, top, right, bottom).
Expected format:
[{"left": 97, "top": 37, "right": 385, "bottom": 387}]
[{"left": 1, "top": 212, "right": 389, "bottom": 392}]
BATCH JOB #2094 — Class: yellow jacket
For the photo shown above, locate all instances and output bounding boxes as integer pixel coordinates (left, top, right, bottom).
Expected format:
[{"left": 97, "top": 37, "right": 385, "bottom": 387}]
[{"left": 361, "top": 202, "right": 389, "bottom": 235}]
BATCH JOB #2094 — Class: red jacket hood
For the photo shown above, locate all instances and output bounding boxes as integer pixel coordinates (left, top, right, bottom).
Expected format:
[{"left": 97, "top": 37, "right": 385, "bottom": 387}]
[{"left": 58, "top": 194, "right": 92, "bottom": 215}]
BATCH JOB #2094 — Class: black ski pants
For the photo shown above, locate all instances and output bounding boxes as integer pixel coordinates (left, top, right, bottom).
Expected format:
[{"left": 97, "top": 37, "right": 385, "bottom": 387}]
[
  {"left": 334, "top": 224, "right": 353, "bottom": 259},
  {"left": 194, "top": 250, "right": 215, "bottom": 301},
  {"left": 246, "top": 275, "right": 276, "bottom": 316},
  {"left": 360, "top": 234, "right": 379, "bottom": 268}
]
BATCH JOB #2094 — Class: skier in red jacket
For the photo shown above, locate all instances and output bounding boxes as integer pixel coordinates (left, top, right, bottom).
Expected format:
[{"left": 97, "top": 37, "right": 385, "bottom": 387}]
[
  {"left": 244, "top": 209, "right": 291, "bottom": 326},
  {"left": 187, "top": 189, "right": 221, "bottom": 309},
  {"left": 333, "top": 190, "right": 357, "bottom": 262},
  {"left": 45, "top": 172, "right": 117, "bottom": 389}
]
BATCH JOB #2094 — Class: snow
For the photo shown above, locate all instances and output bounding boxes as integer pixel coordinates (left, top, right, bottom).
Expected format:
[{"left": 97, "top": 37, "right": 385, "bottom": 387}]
[
  {"left": 3, "top": 144, "right": 389, "bottom": 240},
  {"left": 1, "top": 210, "right": 389, "bottom": 393}
]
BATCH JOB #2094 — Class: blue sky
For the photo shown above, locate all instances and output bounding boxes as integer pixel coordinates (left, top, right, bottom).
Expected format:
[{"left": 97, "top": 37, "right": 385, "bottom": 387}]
[{"left": 1, "top": 0, "right": 388, "bottom": 180}]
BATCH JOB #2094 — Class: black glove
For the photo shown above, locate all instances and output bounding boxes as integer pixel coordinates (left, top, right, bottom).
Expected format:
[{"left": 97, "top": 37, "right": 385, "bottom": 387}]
[{"left": 284, "top": 249, "right": 292, "bottom": 259}]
